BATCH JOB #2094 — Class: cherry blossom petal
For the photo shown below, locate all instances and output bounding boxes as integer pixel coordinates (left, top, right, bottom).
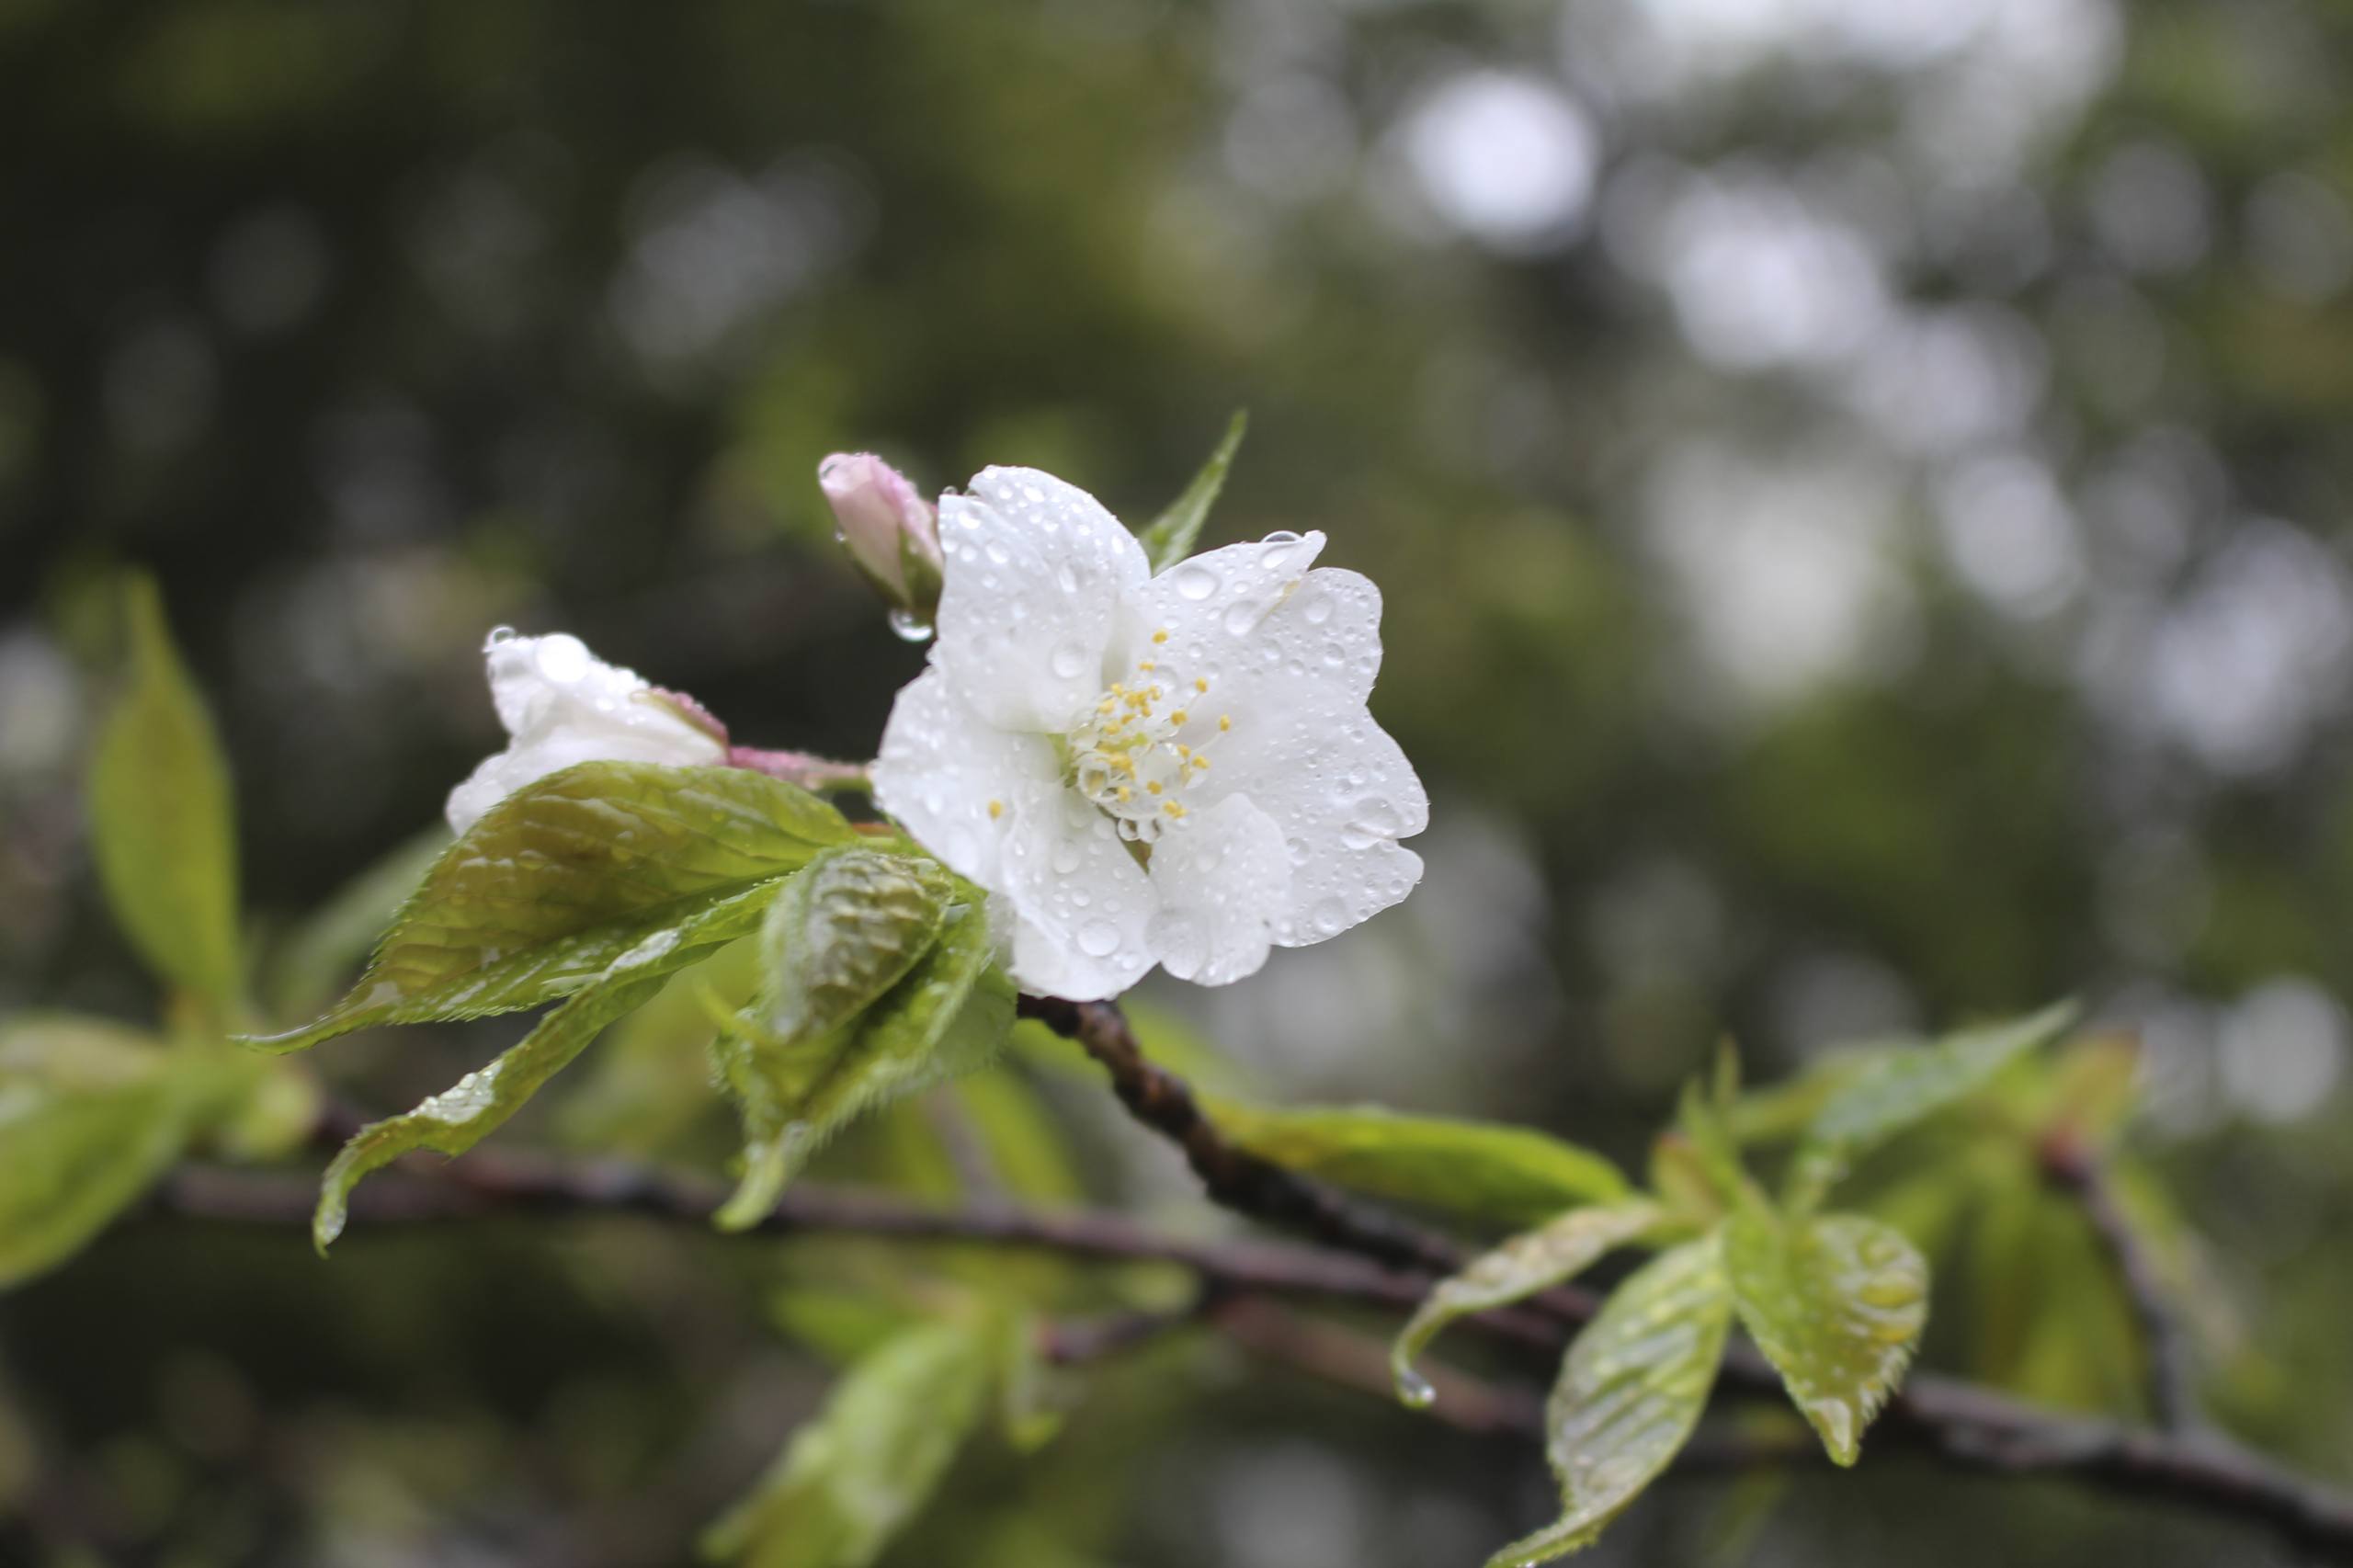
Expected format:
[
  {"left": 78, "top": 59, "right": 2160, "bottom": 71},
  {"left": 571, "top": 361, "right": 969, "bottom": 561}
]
[
  {"left": 1146, "top": 793, "right": 1291, "bottom": 984},
  {"left": 995, "top": 788, "right": 1155, "bottom": 1000},
  {"left": 871, "top": 667, "right": 1061, "bottom": 891},
  {"left": 1212, "top": 702, "right": 1428, "bottom": 949},
  {"left": 447, "top": 631, "right": 727, "bottom": 835},
  {"left": 1120, "top": 532, "right": 1327, "bottom": 682},
  {"left": 933, "top": 467, "right": 1151, "bottom": 733}
]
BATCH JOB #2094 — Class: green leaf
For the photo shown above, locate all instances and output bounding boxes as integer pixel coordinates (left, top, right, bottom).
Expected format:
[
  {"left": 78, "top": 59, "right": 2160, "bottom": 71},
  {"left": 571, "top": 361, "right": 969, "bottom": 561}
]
[
  {"left": 1788, "top": 1001, "right": 2078, "bottom": 1206},
  {"left": 1722, "top": 1210, "right": 1928, "bottom": 1465},
  {"left": 87, "top": 576, "right": 241, "bottom": 1007},
  {"left": 1487, "top": 1236, "right": 1733, "bottom": 1566},
  {"left": 312, "top": 886, "right": 784, "bottom": 1251},
  {"left": 252, "top": 762, "right": 858, "bottom": 1053},
  {"left": 1136, "top": 411, "right": 1247, "bottom": 573},
  {"left": 264, "top": 825, "right": 451, "bottom": 1021},
  {"left": 1204, "top": 1100, "right": 1630, "bottom": 1227},
  {"left": 0, "top": 1017, "right": 195, "bottom": 1288},
  {"left": 701, "top": 1320, "right": 995, "bottom": 1568},
  {"left": 1392, "top": 1199, "right": 1665, "bottom": 1406},
  {"left": 715, "top": 851, "right": 1000, "bottom": 1228}
]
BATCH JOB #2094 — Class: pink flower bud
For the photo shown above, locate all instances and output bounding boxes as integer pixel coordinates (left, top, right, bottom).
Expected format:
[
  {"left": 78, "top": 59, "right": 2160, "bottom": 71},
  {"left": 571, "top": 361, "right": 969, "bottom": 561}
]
[{"left": 819, "top": 452, "right": 943, "bottom": 623}]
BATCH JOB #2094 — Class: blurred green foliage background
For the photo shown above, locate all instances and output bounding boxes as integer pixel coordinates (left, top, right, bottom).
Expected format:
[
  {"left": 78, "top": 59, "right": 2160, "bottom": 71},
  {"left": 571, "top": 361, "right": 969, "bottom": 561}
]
[{"left": 3, "top": 0, "right": 2351, "bottom": 1563}]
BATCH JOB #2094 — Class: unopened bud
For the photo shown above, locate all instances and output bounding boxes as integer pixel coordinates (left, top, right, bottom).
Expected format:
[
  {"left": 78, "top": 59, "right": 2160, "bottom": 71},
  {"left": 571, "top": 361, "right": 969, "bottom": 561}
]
[{"left": 819, "top": 452, "right": 943, "bottom": 626}]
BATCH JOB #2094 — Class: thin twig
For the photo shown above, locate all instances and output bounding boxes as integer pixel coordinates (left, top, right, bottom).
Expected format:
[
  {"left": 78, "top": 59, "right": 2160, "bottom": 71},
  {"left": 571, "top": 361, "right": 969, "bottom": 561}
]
[{"left": 2039, "top": 1127, "right": 2201, "bottom": 1433}]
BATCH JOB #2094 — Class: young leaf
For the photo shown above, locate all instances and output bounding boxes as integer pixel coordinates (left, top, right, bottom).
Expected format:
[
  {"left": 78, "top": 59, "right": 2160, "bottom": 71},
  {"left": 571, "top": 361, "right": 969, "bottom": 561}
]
[
  {"left": 713, "top": 852, "right": 989, "bottom": 1228},
  {"left": 87, "top": 576, "right": 241, "bottom": 1007},
  {"left": 264, "top": 825, "right": 450, "bottom": 1020},
  {"left": 1136, "top": 411, "right": 1247, "bottom": 573},
  {"left": 1392, "top": 1199, "right": 1665, "bottom": 1406},
  {"left": 1203, "top": 1100, "right": 1630, "bottom": 1227},
  {"left": 1487, "top": 1235, "right": 1733, "bottom": 1566},
  {"left": 1787, "top": 1001, "right": 2078, "bottom": 1206},
  {"left": 312, "top": 886, "right": 787, "bottom": 1250},
  {"left": 1722, "top": 1210, "right": 1929, "bottom": 1465},
  {"left": 0, "top": 1017, "right": 195, "bottom": 1288},
  {"left": 252, "top": 762, "right": 858, "bottom": 1053},
  {"left": 700, "top": 1320, "right": 995, "bottom": 1568}
]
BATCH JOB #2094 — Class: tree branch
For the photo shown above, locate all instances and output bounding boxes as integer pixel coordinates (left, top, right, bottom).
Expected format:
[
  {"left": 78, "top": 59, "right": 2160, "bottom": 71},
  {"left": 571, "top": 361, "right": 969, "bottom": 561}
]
[
  {"left": 2038, "top": 1126, "right": 2201, "bottom": 1433},
  {"left": 1017, "top": 994, "right": 2353, "bottom": 1562}
]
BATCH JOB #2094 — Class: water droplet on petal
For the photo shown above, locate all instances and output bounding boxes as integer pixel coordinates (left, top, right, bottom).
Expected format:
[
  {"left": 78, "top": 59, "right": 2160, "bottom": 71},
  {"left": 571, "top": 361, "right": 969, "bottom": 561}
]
[
  {"left": 1056, "top": 562, "right": 1080, "bottom": 594},
  {"left": 888, "top": 608, "right": 934, "bottom": 642},
  {"left": 1077, "top": 920, "right": 1120, "bottom": 958},
  {"left": 535, "top": 633, "right": 590, "bottom": 682},
  {"left": 1302, "top": 592, "right": 1333, "bottom": 625},
  {"left": 1222, "top": 600, "right": 1259, "bottom": 637},
  {"left": 1050, "top": 640, "right": 1088, "bottom": 679},
  {"left": 1310, "top": 897, "right": 1347, "bottom": 936},
  {"left": 1173, "top": 563, "right": 1219, "bottom": 601},
  {"left": 1052, "top": 839, "right": 1084, "bottom": 875}
]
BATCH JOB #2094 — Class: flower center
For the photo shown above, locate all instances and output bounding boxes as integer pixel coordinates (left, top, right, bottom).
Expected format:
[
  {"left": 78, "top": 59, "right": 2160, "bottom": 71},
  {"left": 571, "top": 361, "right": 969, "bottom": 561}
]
[{"left": 1064, "top": 636, "right": 1228, "bottom": 843}]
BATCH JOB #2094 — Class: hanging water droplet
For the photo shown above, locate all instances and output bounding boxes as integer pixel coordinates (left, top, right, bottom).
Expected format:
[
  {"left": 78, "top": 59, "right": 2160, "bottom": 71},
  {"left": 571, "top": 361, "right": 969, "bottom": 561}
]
[
  {"left": 1396, "top": 1368, "right": 1437, "bottom": 1409},
  {"left": 888, "top": 608, "right": 934, "bottom": 642},
  {"left": 483, "top": 624, "right": 517, "bottom": 649}
]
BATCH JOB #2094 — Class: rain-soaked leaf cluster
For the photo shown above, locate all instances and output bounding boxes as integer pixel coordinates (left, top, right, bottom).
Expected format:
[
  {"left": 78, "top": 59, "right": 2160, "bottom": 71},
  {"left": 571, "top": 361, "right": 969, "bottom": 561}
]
[{"left": 3, "top": 431, "right": 2190, "bottom": 1568}]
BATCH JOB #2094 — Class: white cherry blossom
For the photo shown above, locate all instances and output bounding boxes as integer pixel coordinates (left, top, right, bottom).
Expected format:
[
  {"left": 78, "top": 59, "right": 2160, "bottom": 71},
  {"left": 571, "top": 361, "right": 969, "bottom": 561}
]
[
  {"left": 872, "top": 467, "right": 1427, "bottom": 999},
  {"left": 446, "top": 630, "right": 728, "bottom": 835}
]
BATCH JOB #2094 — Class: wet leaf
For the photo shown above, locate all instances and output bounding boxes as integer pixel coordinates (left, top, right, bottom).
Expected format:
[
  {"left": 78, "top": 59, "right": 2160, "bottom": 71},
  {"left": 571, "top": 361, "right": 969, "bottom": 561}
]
[
  {"left": 313, "top": 887, "right": 785, "bottom": 1250},
  {"left": 87, "top": 577, "right": 240, "bottom": 1007},
  {"left": 715, "top": 854, "right": 1006, "bottom": 1227},
  {"left": 1392, "top": 1199, "right": 1665, "bottom": 1406},
  {"left": 1787, "top": 1001, "right": 2077, "bottom": 1208},
  {"left": 1205, "top": 1099, "right": 1629, "bottom": 1227},
  {"left": 700, "top": 1320, "right": 995, "bottom": 1568},
  {"left": 1722, "top": 1210, "right": 1928, "bottom": 1465},
  {"left": 1486, "top": 1236, "right": 1733, "bottom": 1566},
  {"left": 1136, "top": 410, "right": 1247, "bottom": 572},
  {"left": 252, "top": 762, "right": 856, "bottom": 1053}
]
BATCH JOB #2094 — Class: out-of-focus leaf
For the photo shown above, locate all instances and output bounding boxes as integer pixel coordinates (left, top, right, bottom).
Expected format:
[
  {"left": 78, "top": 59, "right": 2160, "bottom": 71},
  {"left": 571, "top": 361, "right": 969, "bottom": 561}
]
[
  {"left": 953, "top": 1069, "right": 1084, "bottom": 1203},
  {"left": 86, "top": 576, "right": 240, "bottom": 1007},
  {"left": 1674, "top": 1065, "right": 1754, "bottom": 1209},
  {"left": 1486, "top": 1236, "right": 1733, "bottom": 1566},
  {"left": 253, "top": 763, "right": 856, "bottom": 1053},
  {"left": 701, "top": 1320, "right": 995, "bottom": 1568},
  {"left": 1723, "top": 1210, "right": 1928, "bottom": 1465},
  {"left": 1204, "top": 1099, "right": 1629, "bottom": 1227},
  {"left": 768, "top": 1285, "right": 933, "bottom": 1369},
  {"left": 557, "top": 937, "right": 763, "bottom": 1157},
  {"left": 1786, "top": 1001, "right": 2078, "bottom": 1205},
  {"left": 264, "top": 825, "right": 450, "bottom": 1021},
  {"left": 312, "top": 890, "right": 779, "bottom": 1250},
  {"left": 0, "top": 1017, "right": 194, "bottom": 1288},
  {"left": 1392, "top": 1199, "right": 1664, "bottom": 1405},
  {"left": 992, "top": 1305, "right": 1064, "bottom": 1452},
  {"left": 1136, "top": 410, "right": 1246, "bottom": 573},
  {"left": 716, "top": 854, "right": 998, "bottom": 1228}
]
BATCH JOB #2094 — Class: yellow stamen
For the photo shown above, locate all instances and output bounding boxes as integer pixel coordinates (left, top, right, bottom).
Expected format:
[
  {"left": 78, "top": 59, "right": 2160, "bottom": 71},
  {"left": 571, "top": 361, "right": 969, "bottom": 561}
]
[
  {"left": 1218, "top": 714, "right": 1232, "bottom": 732},
  {"left": 1164, "top": 801, "right": 1186, "bottom": 819},
  {"left": 1194, "top": 677, "right": 1209, "bottom": 694},
  {"left": 1117, "top": 786, "right": 1131, "bottom": 802},
  {"left": 1170, "top": 710, "right": 1188, "bottom": 726},
  {"left": 1138, "top": 661, "right": 1155, "bottom": 674},
  {"left": 1146, "top": 780, "right": 1163, "bottom": 795},
  {"left": 987, "top": 799, "right": 1004, "bottom": 820},
  {"left": 1152, "top": 628, "right": 1169, "bottom": 644},
  {"left": 1191, "top": 756, "right": 1211, "bottom": 770}
]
